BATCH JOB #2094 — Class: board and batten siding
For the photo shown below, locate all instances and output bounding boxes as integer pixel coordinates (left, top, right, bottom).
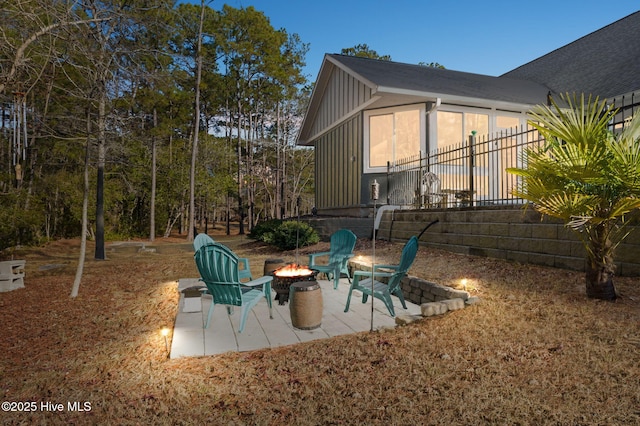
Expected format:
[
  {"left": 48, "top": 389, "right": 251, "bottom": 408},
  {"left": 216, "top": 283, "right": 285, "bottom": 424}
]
[
  {"left": 308, "top": 65, "right": 373, "bottom": 140},
  {"left": 310, "top": 63, "right": 375, "bottom": 215},
  {"left": 315, "top": 115, "right": 362, "bottom": 214}
]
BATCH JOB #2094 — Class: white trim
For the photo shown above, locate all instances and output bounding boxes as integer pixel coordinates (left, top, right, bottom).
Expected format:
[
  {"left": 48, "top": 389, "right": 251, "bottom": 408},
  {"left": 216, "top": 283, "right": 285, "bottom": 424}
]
[
  {"left": 300, "top": 96, "right": 381, "bottom": 145},
  {"left": 363, "top": 103, "right": 426, "bottom": 174},
  {"left": 375, "top": 86, "right": 538, "bottom": 111}
]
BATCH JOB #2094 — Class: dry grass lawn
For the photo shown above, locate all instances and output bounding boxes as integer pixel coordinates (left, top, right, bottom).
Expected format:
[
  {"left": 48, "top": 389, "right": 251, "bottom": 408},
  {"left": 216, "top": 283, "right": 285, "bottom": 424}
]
[{"left": 1, "top": 231, "right": 639, "bottom": 425}]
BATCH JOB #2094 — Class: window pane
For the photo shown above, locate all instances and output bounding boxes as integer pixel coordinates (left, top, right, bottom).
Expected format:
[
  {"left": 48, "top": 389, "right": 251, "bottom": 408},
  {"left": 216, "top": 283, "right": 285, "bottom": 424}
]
[
  {"left": 437, "top": 111, "right": 463, "bottom": 149},
  {"left": 465, "top": 113, "right": 488, "bottom": 137},
  {"left": 395, "top": 110, "right": 420, "bottom": 161},
  {"left": 497, "top": 115, "right": 520, "bottom": 129},
  {"left": 369, "top": 114, "right": 393, "bottom": 168}
]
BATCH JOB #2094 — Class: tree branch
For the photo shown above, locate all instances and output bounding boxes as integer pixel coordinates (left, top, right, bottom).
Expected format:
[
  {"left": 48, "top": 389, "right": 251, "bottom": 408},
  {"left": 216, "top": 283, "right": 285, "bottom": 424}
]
[{"left": 1, "top": 17, "right": 111, "bottom": 93}]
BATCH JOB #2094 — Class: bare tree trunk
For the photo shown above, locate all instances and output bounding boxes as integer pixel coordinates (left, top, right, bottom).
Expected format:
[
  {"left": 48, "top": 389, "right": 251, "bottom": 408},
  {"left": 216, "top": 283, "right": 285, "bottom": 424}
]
[
  {"left": 276, "top": 103, "right": 282, "bottom": 219},
  {"left": 237, "top": 91, "right": 244, "bottom": 235},
  {"left": 94, "top": 91, "right": 106, "bottom": 259},
  {"left": 188, "top": 0, "right": 206, "bottom": 242},
  {"left": 71, "top": 111, "right": 91, "bottom": 298},
  {"left": 280, "top": 103, "right": 287, "bottom": 218},
  {"left": 149, "top": 108, "right": 157, "bottom": 242},
  {"left": 224, "top": 97, "right": 231, "bottom": 235},
  {"left": 247, "top": 111, "right": 256, "bottom": 230}
]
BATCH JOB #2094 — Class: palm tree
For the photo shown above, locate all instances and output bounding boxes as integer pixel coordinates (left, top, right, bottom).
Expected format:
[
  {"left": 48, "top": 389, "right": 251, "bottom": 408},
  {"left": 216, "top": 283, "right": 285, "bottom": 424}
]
[{"left": 508, "top": 93, "right": 640, "bottom": 300}]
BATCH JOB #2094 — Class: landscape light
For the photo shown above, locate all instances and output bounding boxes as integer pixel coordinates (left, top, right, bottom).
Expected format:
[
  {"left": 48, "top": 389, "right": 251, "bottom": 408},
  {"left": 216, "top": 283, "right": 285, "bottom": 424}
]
[{"left": 161, "top": 327, "right": 170, "bottom": 355}]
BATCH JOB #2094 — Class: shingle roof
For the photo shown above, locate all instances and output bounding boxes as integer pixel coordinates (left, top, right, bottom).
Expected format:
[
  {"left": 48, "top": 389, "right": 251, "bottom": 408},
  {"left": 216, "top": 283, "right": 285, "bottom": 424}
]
[
  {"left": 502, "top": 11, "right": 640, "bottom": 98},
  {"left": 327, "top": 54, "right": 550, "bottom": 106}
]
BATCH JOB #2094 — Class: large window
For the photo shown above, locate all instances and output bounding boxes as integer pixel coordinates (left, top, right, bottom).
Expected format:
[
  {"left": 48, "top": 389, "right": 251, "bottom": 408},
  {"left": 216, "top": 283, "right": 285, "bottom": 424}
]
[
  {"left": 364, "top": 104, "right": 425, "bottom": 172},
  {"left": 436, "top": 110, "right": 489, "bottom": 149}
]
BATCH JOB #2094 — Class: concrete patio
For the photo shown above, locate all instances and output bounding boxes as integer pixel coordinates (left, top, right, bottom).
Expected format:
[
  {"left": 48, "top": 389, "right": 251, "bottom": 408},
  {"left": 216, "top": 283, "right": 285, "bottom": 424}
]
[{"left": 170, "top": 277, "right": 421, "bottom": 358}]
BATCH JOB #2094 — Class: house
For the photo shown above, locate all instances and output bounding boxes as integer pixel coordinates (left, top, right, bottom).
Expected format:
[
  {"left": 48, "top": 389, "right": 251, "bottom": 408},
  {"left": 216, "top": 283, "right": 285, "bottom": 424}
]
[{"left": 297, "top": 11, "right": 640, "bottom": 218}]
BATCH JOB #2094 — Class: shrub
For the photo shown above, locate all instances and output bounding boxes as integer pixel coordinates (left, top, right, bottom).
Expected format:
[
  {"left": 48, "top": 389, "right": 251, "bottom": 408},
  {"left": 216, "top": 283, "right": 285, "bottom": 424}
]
[
  {"left": 270, "top": 221, "right": 319, "bottom": 251},
  {"left": 248, "top": 219, "right": 283, "bottom": 242}
]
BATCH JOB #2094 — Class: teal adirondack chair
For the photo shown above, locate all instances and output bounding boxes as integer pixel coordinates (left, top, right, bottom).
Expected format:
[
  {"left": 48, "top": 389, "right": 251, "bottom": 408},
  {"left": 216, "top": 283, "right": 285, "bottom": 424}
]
[
  {"left": 193, "top": 233, "right": 253, "bottom": 281},
  {"left": 194, "top": 243, "right": 273, "bottom": 332},
  {"left": 344, "top": 236, "right": 418, "bottom": 317},
  {"left": 309, "top": 229, "right": 357, "bottom": 289}
]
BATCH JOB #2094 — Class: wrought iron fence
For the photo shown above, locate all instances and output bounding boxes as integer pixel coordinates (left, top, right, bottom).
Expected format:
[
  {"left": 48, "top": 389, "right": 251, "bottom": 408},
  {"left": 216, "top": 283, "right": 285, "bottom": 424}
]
[
  {"left": 386, "top": 126, "right": 544, "bottom": 208},
  {"left": 386, "top": 92, "right": 640, "bottom": 209}
]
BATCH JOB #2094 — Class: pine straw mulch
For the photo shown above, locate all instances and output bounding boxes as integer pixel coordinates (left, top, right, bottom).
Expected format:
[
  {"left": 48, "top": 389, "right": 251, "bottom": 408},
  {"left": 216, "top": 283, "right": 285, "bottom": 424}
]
[{"left": 1, "top": 234, "right": 639, "bottom": 425}]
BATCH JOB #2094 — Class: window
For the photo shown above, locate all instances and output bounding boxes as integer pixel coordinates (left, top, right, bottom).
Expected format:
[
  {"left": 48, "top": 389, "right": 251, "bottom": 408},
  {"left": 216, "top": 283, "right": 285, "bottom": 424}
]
[
  {"left": 496, "top": 115, "right": 520, "bottom": 130},
  {"left": 364, "top": 104, "right": 425, "bottom": 172},
  {"left": 436, "top": 110, "right": 489, "bottom": 149}
]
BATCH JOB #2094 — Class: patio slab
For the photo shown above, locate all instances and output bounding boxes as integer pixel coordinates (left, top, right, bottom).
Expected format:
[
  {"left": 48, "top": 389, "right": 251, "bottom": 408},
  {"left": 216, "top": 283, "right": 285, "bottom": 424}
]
[{"left": 170, "top": 277, "right": 421, "bottom": 358}]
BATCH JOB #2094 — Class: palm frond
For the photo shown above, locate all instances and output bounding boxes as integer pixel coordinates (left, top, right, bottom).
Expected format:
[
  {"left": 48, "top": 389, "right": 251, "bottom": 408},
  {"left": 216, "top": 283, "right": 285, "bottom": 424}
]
[
  {"left": 528, "top": 93, "right": 614, "bottom": 149},
  {"left": 608, "top": 112, "right": 640, "bottom": 191}
]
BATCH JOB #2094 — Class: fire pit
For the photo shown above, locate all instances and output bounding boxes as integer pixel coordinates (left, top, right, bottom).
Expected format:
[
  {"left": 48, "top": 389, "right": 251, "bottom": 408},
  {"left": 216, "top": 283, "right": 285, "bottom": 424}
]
[{"left": 272, "top": 264, "right": 318, "bottom": 305}]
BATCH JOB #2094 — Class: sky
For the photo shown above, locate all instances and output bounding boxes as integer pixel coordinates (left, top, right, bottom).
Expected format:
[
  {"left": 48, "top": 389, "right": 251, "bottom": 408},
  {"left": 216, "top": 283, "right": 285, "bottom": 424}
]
[{"left": 186, "top": 1, "right": 639, "bottom": 82}]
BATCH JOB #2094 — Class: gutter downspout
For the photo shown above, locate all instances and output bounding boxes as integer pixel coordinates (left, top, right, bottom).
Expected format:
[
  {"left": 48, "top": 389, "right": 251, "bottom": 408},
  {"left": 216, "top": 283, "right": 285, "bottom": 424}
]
[
  {"left": 428, "top": 97, "right": 441, "bottom": 114},
  {"left": 374, "top": 205, "right": 402, "bottom": 240}
]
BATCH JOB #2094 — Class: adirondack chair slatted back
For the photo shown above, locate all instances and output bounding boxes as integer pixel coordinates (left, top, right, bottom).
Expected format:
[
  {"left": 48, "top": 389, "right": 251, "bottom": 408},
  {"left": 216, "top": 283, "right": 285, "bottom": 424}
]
[
  {"left": 309, "top": 229, "right": 357, "bottom": 289},
  {"left": 195, "top": 244, "right": 242, "bottom": 306},
  {"left": 329, "top": 229, "right": 357, "bottom": 264},
  {"left": 193, "top": 233, "right": 215, "bottom": 252},
  {"left": 386, "top": 236, "right": 418, "bottom": 293}
]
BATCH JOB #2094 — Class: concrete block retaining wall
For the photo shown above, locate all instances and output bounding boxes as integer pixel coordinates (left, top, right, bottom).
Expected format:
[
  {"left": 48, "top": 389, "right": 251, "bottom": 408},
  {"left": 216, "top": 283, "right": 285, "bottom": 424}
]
[
  {"left": 349, "top": 259, "right": 476, "bottom": 319},
  {"left": 376, "top": 206, "right": 640, "bottom": 276},
  {"left": 305, "top": 217, "right": 373, "bottom": 239},
  {"left": 307, "top": 206, "right": 640, "bottom": 277}
]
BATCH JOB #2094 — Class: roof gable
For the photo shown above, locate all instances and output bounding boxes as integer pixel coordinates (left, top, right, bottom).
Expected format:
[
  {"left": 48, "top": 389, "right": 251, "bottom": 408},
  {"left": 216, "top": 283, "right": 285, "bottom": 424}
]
[
  {"left": 298, "top": 54, "right": 549, "bottom": 144},
  {"left": 326, "top": 54, "right": 549, "bottom": 105}
]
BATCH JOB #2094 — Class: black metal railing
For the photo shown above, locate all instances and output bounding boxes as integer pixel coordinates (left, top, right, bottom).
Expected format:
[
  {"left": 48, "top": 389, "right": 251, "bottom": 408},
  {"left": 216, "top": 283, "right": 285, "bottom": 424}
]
[
  {"left": 386, "top": 126, "right": 544, "bottom": 208},
  {"left": 386, "top": 92, "right": 640, "bottom": 209}
]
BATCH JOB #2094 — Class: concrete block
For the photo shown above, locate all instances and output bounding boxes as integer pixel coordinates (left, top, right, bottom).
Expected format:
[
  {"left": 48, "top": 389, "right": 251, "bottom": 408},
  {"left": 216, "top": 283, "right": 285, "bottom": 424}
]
[
  {"left": 497, "top": 237, "right": 520, "bottom": 252},
  {"left": 442, "top": 298, "right": 465, "bottom": 311},
  {"left": 420, "top": 294, "right": 436, "bottom": 303},
  {"left": 447, "top": 288, "right": 470, "bottom": 301},
  {"left": 421, "top": 302, "right": 448, "bottom": 317},
  {"left": 509, "top": 223, "right": 532, "bottom": 238},
  {"left": 485, "top": 223, "right": 510, "bottom": 237},
  {"left": 463, "top": 234, "right": 499, "bottom": 249},
  {"left": 530, "top": 223, "right": 558, "bottom": 240}
]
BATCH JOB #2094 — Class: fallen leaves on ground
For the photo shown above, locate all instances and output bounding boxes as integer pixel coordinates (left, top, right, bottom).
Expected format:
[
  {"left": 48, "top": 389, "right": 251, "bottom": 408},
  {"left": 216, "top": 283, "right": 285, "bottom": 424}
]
[{"left": 1, "top": 233, "right": 639, "bottom": 425}]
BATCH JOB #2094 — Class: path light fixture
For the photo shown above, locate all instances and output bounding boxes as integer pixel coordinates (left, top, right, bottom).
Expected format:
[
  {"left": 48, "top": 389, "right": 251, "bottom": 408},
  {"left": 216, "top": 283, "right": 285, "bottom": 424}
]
[{"left": 161, "top": 327, "right": 170, "bottom": 356}]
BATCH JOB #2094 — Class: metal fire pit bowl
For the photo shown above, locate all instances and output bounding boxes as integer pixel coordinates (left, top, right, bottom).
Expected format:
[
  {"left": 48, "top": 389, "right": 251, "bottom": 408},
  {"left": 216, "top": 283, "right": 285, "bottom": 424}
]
[{"left": 271, "top": 266, "right": 318, "bottom": 305}]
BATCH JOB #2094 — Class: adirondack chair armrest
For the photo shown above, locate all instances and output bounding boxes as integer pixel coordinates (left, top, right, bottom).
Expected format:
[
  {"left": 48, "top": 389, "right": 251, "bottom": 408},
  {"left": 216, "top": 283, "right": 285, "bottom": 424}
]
[
  {"left": 352, "top": 270, "right": 393, "bottom": 282},
  {"left": 242, "top": 275, "right": 273, "bottom": 290},
  {"left": 242, "top": 275, "right": 272, "bottom": 286},
  {"left": 242, "top": 275, "right": 273, "bottom": 298},
  {"left": 308, "top": 251, "right": 331, "bottom": 266},
  {"left": 325, "top": 253, "right": 354, "bottom": 267},
  {"left": 372, "top": 264, "right": 399, "bottom": 272},
  {"left": 238, "top": 257, "right": 251, "bottom": 271}
]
